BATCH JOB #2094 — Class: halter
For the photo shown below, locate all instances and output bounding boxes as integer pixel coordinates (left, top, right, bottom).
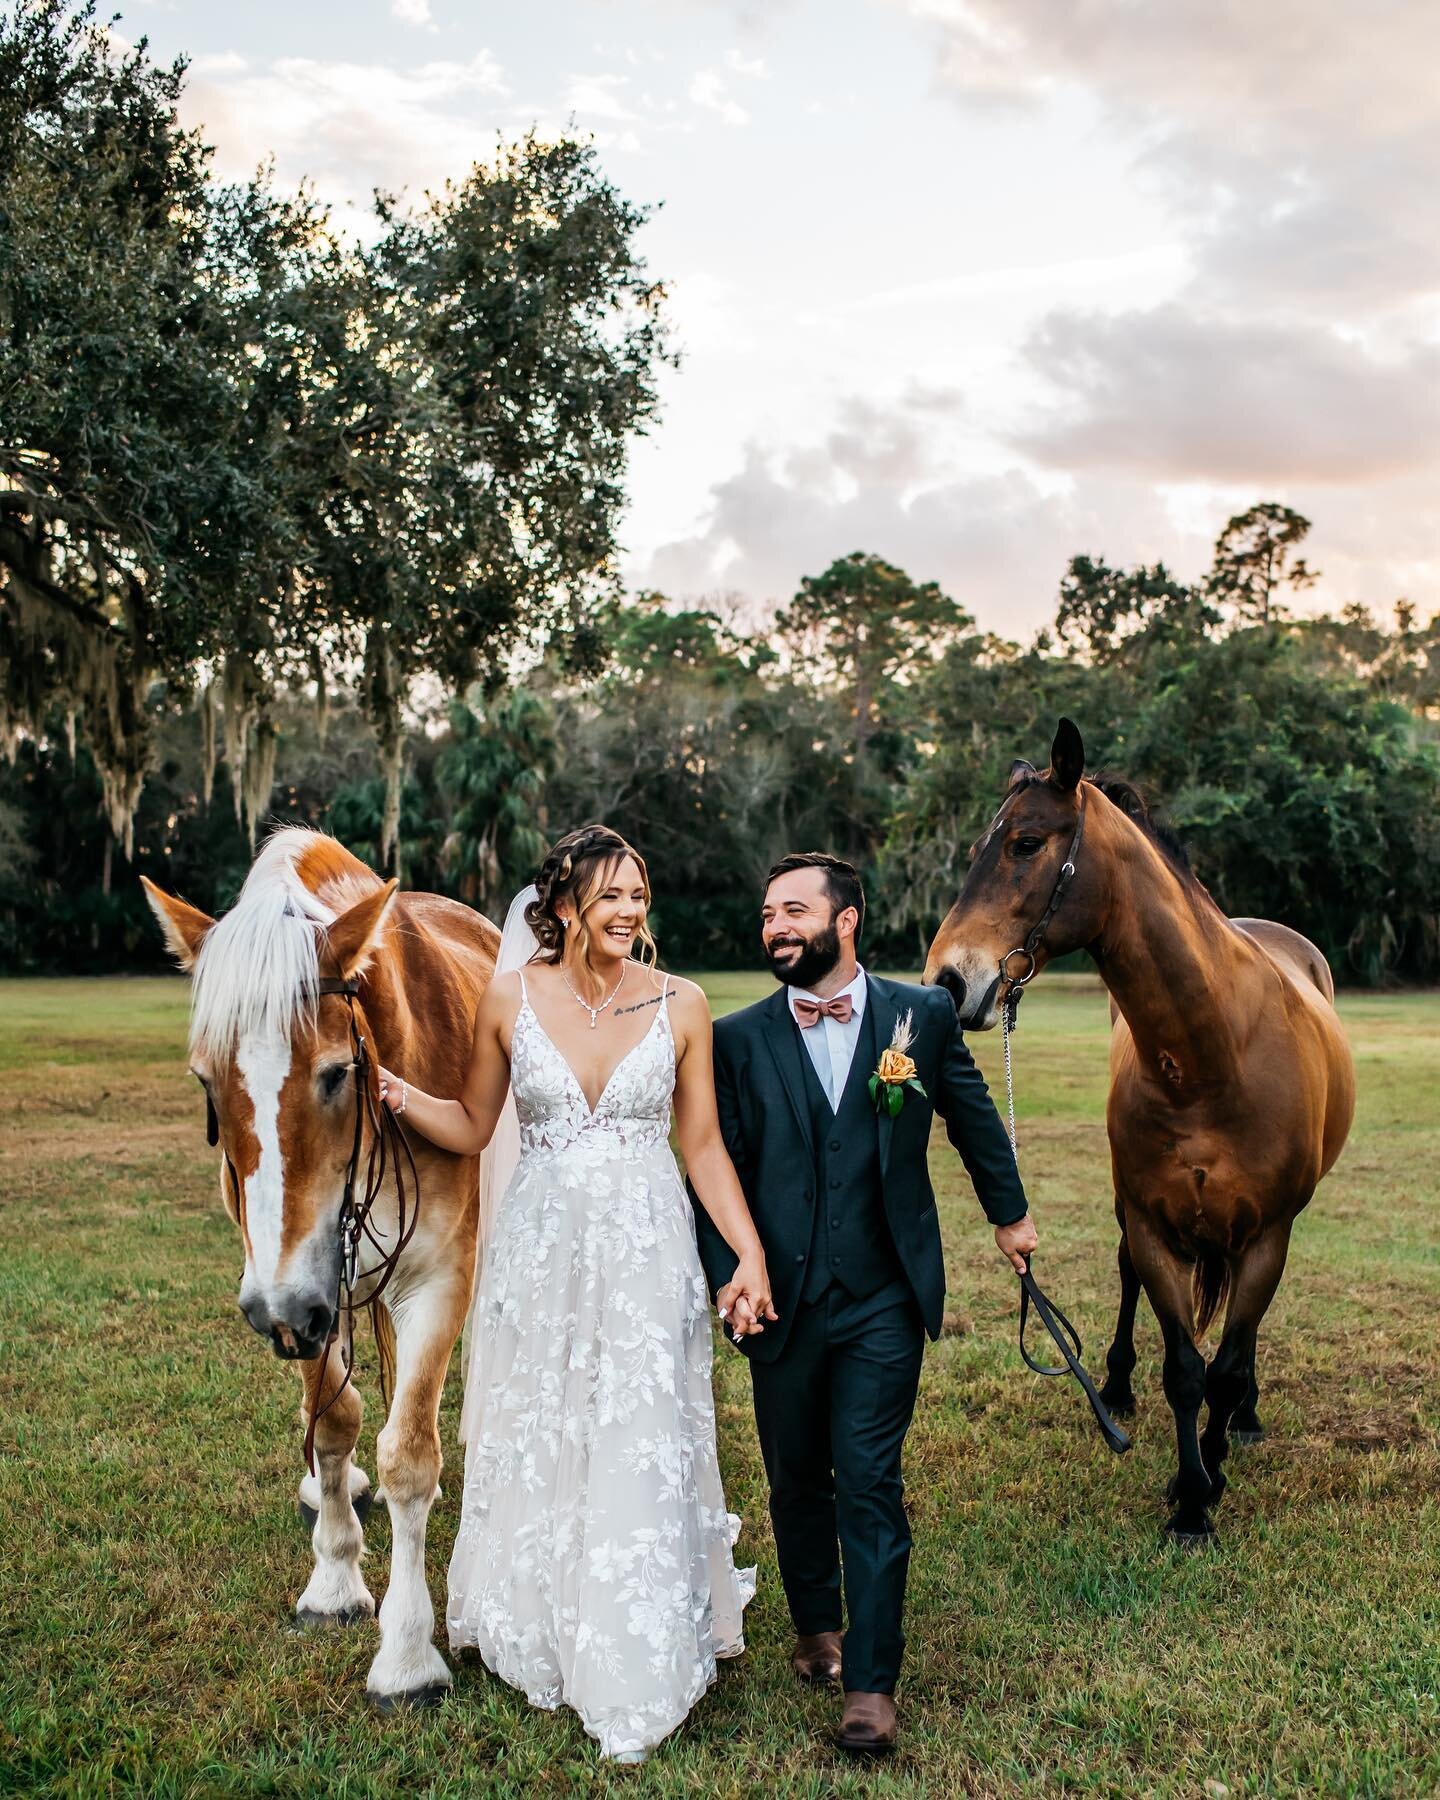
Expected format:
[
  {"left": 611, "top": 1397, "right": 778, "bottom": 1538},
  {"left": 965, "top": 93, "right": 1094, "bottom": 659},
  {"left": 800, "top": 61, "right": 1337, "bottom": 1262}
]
[
  {"left": 204, "top": 974, "right": 421, "bottom": 1475},
  {"left": 997, "top": 783, "right": 1087, "bottom": 1015}
]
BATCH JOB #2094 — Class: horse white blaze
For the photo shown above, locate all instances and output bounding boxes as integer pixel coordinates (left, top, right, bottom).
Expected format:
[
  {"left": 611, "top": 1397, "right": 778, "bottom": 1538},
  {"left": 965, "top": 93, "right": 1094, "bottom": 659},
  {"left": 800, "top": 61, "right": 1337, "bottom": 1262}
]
[{"left": 235, "top": 1033, "right": 292, "bottom": 1292}]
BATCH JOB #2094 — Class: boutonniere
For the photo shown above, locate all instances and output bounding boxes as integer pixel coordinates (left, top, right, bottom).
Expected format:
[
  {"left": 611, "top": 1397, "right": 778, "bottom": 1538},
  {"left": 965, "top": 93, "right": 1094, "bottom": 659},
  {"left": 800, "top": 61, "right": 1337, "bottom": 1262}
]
[{"left": 868, "top": 1010, "right": 928, "bottom": 1117}]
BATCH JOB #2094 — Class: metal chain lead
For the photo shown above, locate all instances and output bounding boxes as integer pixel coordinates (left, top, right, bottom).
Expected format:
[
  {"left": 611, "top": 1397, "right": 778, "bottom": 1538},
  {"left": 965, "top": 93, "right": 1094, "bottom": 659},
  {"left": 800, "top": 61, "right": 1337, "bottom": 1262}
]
[{"left": 1001, "top": 991, "right": 1018, "bottom": 1160}]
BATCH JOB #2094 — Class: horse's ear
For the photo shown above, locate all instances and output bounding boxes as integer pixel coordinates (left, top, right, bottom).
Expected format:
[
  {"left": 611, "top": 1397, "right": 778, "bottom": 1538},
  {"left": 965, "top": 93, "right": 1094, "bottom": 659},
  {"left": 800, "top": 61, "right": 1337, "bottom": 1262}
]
[
  {"left": 140, "top": 876, "right": 215, "bottom": 972},
  {"left": 1050, "top": 718, "right": 1085, "bottom": 793},
  {"left": 1007, "top": 759, "right": 1037, "bottom": 790},
  {"left": 325, "top": 880, "right": 399, "bottom": 980}
]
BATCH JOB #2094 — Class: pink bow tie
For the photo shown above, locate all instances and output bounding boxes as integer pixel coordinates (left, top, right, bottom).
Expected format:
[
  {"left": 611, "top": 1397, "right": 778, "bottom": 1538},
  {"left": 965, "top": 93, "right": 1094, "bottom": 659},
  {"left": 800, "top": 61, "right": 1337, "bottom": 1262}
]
[{"left": 793, "top": 994, "right": 854, "bottom": 1028}]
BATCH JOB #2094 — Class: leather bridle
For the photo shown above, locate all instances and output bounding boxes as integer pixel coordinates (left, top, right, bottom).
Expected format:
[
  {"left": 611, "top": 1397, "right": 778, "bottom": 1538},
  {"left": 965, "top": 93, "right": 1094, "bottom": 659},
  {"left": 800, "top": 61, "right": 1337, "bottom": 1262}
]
[
  {"left": 202, "top": 975, "right": 421, "bottom": 1474},
  {"left": 998, "top": 785, "right": 1087, "bottom": 1022}
]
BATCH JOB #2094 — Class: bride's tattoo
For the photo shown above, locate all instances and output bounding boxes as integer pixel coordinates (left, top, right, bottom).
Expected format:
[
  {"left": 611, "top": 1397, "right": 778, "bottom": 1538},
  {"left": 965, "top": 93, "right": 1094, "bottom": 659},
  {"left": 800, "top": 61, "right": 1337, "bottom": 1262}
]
[{"left": 614, "top": 994, "right": 668, "bottom": 1016}]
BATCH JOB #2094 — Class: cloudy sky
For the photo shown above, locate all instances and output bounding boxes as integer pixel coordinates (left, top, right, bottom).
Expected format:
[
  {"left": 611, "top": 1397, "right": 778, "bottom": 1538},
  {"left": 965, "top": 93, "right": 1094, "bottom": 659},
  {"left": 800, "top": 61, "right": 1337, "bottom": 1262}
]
[{"left": 137, "top": 0, "right": 1438, "bottom": 637}]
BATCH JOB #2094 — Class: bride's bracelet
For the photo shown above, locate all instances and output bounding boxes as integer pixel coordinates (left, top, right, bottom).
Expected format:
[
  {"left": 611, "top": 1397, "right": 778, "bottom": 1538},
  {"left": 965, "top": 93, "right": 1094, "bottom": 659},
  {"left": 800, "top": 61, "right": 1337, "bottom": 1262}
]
[{"left": 396, "top": 1078, "right": 407, "bottom": 1116}]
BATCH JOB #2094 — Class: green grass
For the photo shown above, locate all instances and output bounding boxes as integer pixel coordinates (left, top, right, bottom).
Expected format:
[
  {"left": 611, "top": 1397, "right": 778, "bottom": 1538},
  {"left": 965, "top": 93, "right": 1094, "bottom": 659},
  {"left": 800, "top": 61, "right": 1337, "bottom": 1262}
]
[{"left": 3, "top": 972, "right": 1439, "bottom": 1797}]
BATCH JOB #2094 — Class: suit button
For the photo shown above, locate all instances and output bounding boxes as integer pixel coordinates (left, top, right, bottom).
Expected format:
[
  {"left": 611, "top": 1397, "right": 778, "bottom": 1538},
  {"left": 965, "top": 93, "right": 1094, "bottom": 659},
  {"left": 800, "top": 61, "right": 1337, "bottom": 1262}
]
[
  {"left": 804, "top": 1189, "right": 813, "bottom": 1202},
  {"left": 829, "top": 1176, "right": 841, "bottom": 1189},
  {"left": 829, "top": 1138, "right": 841, "bottom": 1151}
]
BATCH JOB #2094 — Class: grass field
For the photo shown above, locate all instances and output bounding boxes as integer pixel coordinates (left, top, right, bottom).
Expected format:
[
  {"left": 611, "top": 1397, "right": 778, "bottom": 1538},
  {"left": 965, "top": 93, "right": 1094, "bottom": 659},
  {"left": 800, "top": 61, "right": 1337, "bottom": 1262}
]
[{"left": 3, "top": 972, "right": 1439, "bottom": 1798}]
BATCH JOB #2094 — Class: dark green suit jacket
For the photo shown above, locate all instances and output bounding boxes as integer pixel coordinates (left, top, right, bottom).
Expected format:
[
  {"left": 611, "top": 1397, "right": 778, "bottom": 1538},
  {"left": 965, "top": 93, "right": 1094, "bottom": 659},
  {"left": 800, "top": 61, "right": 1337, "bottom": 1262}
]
[{"left": 689, "top": 975, "right": 1028, "bottom": 1362}]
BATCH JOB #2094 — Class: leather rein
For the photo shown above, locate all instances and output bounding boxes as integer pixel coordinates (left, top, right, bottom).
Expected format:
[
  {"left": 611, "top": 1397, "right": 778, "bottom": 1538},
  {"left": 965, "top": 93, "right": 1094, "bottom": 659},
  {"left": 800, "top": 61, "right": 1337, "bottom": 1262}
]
[
  {"left": 992, "top": 785, "right": 1131, "bottom": 1457},
  {"left": 205, "top": 976, "right": 420, "bottom": 1474}
]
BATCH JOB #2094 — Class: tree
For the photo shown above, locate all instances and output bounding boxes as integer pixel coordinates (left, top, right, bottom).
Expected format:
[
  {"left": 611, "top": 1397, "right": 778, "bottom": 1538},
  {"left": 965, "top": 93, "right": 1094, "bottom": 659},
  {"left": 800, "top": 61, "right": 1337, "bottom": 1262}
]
[
  {"left": 1206, "top": 503, "right": 1319, "bottom": 626},
  {"left": 435, "top": 688, "right": 557, "bottom": 916},
  {"left": 1121, "top": 628, "right": 1440, "bottom": 983},
  {"left": 0, "top": 2, "right": 670, "bottom": 863},
  {"left": 775, "top": 553, "right": 972, "bottom": 764},
  {"left": 1054, "top": 555, "right": 1213, "bottom": 664}
]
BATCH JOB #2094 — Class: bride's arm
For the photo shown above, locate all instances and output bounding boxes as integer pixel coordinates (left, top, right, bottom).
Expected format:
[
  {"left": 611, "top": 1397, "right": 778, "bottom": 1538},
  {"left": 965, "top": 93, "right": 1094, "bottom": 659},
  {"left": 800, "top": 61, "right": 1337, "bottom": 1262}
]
[
  {"left": 671, "top": 982, "right": 778, "bottom": 1334},
  {"left": 377, "top": 973, "right": 516, "bottom": 1156}
]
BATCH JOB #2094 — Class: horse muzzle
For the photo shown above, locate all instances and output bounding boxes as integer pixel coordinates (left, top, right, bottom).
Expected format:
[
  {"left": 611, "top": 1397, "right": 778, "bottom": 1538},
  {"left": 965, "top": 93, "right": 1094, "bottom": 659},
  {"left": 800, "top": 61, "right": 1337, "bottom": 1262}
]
[
  {"left": 239, "top": 1284, "right": 339, "bottom": 1362},
  {"left": 927, "top": 962, "right": 1002, "bottom": 1032}
]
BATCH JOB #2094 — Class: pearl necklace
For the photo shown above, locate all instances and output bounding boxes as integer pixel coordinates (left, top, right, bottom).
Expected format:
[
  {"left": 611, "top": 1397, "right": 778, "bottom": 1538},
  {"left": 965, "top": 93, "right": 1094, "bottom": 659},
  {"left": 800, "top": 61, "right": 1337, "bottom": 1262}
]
[{"left": 562, "top": 959, "right": 627, "bottom": 1029}]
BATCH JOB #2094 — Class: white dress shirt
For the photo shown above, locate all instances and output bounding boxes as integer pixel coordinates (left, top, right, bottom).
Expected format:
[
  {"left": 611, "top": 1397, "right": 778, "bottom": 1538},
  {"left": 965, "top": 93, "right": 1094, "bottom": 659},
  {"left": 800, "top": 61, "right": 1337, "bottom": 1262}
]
[{"left": 787, "top": 964, "right": 868, "bottom": 1111}]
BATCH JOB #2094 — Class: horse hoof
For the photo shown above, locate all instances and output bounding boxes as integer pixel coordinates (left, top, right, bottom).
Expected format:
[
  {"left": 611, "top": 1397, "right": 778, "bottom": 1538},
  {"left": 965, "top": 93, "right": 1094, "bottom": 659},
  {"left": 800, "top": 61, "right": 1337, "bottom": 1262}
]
[
  {"left": 1230, "top": 1424, "right": 1264, "bottom": 1445},
  {"left": 294, "top": 1605, "right": 373, "bottom": 1631},
  {"left": 1098, "top": 1385, "right": 1136, "bottom": 1418},
  {"left": 368, "top": 1682, "right": 450, "bottom": 1715},
  {"left": 1164, "top": 1515, "right": 1216, "bottom": 1548},
  {"left": 298, "top": 1488, "right": 375, "bottom": 1534}
]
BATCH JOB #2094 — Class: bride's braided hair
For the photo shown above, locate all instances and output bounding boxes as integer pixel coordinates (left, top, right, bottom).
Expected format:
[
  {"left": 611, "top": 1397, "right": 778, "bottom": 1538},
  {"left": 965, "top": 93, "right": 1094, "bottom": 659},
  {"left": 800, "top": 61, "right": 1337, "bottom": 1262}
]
[{"left": 525, "top": 824, "right": 658, "bottom": 968}]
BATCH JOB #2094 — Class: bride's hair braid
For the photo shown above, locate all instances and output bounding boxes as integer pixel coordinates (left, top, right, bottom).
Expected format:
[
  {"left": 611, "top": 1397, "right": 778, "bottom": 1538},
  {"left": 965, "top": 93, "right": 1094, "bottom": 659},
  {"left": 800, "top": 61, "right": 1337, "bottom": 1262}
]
[{"left": 525, "top": 824, "right": 657, "bottom": 968}]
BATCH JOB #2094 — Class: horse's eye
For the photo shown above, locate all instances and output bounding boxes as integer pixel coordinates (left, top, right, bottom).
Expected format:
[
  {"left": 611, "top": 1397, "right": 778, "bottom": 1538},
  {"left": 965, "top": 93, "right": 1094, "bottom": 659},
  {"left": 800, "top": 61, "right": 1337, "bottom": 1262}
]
[
  {"left": 1011, "top": 836, "right": 1045, "bottom": 858},
  {"left": 319, "top": 1064, "right": 352, "bottom": 1100}
]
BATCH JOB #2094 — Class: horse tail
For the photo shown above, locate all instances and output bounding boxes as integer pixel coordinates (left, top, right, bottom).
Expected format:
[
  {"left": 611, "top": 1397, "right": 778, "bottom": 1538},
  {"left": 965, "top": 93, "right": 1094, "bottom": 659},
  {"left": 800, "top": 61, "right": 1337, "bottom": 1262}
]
[
  {"left": 1192, "top": 1250, "right": 1231, "bottom": 1341},
  {"left": 371, "top": 1298, "right": 397, "bottom": 1414}
]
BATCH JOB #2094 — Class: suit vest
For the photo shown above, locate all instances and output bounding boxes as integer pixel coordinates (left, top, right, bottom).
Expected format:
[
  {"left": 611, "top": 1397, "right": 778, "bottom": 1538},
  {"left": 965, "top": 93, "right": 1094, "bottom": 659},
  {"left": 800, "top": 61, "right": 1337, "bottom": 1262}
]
[{"left": 796, "top": 1001, "right": 905, "bottom": 1304}]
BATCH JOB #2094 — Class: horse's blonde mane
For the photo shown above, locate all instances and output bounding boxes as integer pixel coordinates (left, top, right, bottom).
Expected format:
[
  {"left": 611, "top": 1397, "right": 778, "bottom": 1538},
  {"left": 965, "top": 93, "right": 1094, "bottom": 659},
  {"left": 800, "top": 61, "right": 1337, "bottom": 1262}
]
[{"left": 188, "top": 829, "right": 340, "bottom": 1063}]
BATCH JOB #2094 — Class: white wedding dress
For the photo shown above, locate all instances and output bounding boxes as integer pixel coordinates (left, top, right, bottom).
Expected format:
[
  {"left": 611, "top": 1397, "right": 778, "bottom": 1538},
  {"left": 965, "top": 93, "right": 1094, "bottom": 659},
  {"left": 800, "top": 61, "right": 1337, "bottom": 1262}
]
[{"left": 447, "top": 971, "right": 755, "bottom": 1760}]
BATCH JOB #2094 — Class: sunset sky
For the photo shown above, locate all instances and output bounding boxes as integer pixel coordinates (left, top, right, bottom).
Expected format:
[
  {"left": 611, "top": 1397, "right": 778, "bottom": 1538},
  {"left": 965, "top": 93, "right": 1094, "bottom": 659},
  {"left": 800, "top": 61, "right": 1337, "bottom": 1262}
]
[{"left": 133, "top": 0, "right": 1438, "bottom": 638}]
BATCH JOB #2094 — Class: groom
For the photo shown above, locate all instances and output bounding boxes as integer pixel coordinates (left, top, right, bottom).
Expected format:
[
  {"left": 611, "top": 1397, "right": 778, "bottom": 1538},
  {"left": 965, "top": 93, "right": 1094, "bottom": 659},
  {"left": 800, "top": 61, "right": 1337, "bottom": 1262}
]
[{"left": 690, "top": 853, "right": 1037, "bottom": 1756}]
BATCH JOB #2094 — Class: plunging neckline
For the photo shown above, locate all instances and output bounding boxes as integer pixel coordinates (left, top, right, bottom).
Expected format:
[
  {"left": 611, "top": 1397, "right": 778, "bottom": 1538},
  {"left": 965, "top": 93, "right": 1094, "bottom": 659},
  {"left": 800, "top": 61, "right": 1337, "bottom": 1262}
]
[{"left": 520, "top": 986, "right": 670, "bottom": 1120}]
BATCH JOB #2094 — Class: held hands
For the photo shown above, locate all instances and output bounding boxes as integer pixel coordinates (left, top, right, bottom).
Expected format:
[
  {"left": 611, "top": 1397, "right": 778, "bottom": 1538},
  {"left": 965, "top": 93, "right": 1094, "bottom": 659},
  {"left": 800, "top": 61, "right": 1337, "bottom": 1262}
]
[
  {"left": 716, "top": 1251, "right": 779, "bottom": 1345},
  {"left": 995, "top": 1211, "right": 1038, "bottom": 1273}
]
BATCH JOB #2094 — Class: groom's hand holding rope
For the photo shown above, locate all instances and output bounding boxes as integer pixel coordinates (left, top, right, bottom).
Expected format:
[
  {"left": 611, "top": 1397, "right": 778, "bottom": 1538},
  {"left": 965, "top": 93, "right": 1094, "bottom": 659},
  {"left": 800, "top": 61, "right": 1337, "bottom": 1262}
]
[{"left": 994, "top": 1211, "right": 1038, "bottom": 1273}]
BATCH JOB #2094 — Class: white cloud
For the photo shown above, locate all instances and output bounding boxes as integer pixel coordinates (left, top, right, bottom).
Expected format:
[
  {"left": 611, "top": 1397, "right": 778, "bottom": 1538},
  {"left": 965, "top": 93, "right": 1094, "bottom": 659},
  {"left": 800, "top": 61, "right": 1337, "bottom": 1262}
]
[
  {"left": 901, "top": 0, "right": 1440, "bottom": 315},
  {"left": 182, "top": 51, "right": 510, "bottom": 223},
  {"left": 637, "top": 392, "right": 1202, "bottom": 635},
  {"left": 564, "top": 73, "right": 637, "bottom": 122},
  {"left": 1016, "top": 305, "right": 1440, "bottom": 485},
  {"left": 688, "top": 69, "right": 750, "bottom": 126},
  {"left": 391, "top": 0, "right": 435, "bottom": 26}
]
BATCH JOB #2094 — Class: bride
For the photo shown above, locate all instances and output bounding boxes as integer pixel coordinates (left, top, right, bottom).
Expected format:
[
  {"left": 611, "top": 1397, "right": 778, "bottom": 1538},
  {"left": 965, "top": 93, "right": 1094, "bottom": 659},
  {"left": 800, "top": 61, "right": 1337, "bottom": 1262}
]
[{"left": 378, "top": 823, "right": 774, "bottom": 1761}]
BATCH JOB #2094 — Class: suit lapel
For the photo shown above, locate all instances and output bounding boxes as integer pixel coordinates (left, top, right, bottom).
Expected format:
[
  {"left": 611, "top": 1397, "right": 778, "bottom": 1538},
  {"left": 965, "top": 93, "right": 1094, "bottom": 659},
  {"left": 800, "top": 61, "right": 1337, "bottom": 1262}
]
[
  {"left": 762, "top": 987, "right": 816, "bottom": 1154},
  {"left": 865, "top": 974, "right": 899, "bottom": 1176}
]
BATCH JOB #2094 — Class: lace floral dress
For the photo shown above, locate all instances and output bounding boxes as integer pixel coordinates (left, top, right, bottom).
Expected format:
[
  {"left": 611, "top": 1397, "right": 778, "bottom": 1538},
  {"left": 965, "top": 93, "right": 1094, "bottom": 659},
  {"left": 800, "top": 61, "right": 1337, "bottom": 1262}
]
[{"left": 447, "top": 974, "right": 755, "bottom": 1760}]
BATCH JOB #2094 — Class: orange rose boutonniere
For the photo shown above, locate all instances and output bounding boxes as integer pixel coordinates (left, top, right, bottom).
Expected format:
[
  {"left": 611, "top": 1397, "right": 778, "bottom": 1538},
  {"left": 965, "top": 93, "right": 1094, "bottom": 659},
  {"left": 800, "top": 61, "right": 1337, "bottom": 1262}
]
[{"left": 868, "top": 1011, "right": 928, "bottom": 1117}]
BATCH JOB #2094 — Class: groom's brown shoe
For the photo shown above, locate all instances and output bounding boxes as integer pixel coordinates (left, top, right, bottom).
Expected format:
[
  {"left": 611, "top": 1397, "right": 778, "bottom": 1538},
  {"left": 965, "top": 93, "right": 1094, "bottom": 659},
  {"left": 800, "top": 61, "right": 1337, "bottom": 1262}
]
[
  {"left": 836, "top": 1690, "right": 898, "bottom": 1756},
  {"left": 790, "top": 1631, "right": 843, "bottom": 1687}
]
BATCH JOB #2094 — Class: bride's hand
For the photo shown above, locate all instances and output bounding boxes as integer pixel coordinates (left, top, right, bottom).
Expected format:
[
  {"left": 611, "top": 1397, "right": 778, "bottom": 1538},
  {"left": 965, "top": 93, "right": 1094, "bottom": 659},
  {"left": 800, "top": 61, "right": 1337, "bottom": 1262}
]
[
  {"left": 377, "top": 1065, "right": 406, "bottom": 1114},
  {"left": 718, "top": 1252, "right": 778, "bottom": 1343}
]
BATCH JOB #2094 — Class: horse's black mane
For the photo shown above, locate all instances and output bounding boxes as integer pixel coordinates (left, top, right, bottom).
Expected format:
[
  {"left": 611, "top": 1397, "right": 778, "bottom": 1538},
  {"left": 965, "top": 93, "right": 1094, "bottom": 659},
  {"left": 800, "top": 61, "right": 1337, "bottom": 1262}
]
[{"left": 1091, "top": 774, "right": 1194, "bottom": 878}]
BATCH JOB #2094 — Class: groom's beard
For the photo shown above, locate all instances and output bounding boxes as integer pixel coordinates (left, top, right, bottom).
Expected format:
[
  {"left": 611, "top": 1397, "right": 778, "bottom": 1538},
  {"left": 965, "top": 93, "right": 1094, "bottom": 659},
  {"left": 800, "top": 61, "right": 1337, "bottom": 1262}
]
[{"left": 765, "top": 921, "right": 842, "bottom": 990}]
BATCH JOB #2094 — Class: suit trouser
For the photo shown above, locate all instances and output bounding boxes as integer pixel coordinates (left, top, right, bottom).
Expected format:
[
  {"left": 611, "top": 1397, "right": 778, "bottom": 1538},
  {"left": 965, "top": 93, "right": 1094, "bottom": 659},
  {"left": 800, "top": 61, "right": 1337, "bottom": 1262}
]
[{"left": 749, "top": 1279, "right": 925, "bottom": 1694}]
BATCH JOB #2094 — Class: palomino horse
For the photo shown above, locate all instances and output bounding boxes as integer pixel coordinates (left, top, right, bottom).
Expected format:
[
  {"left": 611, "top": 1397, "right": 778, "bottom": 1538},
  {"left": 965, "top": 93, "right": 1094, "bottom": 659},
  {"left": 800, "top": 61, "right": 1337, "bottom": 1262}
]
[
  {"left": 923, "top": 720, "right": 1354, "bottom": 1542},
  {"left": 143, "top": 828, "right": 498, "bottom": 1703}
]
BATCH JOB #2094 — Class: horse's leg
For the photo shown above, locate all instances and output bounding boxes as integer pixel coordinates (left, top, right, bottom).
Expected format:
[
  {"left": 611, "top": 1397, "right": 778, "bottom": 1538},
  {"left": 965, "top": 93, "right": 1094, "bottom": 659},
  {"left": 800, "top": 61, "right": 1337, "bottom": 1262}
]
[
  {"left": 1230, "top": 1369, "right": 1264, "bottom": 1444},
  {"left": 1198, "top": 1225, "right": 1291, "bottom": 1503},
  {"left": 295, "top": 1337, "right": 375, "bottom": 1626},
  {"left": 1098, "top": 1226, "right": 1142, "bottom": 1419},
  {"left": 298, "top": 1460, "right": 375, "bottom": 1533},
  {"left": 1125, "top": 1215, "right": 1214, "bottom": 1543},
  {"left": 366, "top": 1274, "right": 469, "bottom": 1711}
]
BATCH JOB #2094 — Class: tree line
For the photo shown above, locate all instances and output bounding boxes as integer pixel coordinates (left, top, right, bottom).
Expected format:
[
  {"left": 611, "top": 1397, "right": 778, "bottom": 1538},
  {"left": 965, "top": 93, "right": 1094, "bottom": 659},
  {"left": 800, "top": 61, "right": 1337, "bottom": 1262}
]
[{"left": 4, "top": 508, "right": 1438, "bottom": 984}]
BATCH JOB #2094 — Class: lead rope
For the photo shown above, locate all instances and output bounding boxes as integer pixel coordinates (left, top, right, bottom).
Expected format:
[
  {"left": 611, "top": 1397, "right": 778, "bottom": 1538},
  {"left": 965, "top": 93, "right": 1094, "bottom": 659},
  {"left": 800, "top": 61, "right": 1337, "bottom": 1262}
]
[
  {"left": 999, "top": 961, "right": 1131, "bottom": 1456},
  {"left": 1001, "top": 989, "right": 1019, "bottom": 1159}
]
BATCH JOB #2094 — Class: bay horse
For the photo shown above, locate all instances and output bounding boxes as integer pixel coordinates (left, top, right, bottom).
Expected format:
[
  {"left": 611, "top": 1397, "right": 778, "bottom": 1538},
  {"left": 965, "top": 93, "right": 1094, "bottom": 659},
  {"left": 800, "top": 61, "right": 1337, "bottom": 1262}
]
[
  {"left": 923, "top": 720, "right": 1354, "bottom": 1542},
  {"left": 143, "top": 827, "right": 498, "bottom": 1703}
]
